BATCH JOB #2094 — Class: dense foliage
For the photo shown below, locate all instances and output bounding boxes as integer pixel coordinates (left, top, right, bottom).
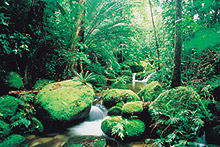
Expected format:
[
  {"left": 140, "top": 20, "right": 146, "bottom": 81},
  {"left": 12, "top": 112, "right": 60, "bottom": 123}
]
[{"left": 0, "top": 0, "right": 220, "bottom": 146}]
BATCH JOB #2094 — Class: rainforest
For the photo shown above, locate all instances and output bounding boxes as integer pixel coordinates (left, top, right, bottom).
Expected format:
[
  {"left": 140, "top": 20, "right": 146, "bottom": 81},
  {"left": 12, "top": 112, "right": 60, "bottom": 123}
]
[{"left": 0, "top": 0, "right": 220, "bottom": 146}]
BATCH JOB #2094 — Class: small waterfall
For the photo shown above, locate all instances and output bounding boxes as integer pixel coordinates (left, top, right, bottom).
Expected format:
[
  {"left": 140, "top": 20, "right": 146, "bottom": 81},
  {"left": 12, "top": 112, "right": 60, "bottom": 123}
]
[
  {"left": 68, "top": 105, "right": 108, "bottom": 136},
  {"left": 88, "top": 105, "right": 107, "bottom": 121},
  {"left": 132, "top": 71, "right": 156, "bottom": 89}
]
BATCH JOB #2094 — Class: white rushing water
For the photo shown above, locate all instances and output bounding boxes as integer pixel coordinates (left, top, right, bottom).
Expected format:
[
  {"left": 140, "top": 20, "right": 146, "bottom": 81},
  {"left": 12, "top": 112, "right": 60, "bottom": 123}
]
[
  {"left": 68, "top": 105, "right": 109, "bottom": 136},
  {"left": 132, "top": 71, "right": 156, "bottom": 89}
]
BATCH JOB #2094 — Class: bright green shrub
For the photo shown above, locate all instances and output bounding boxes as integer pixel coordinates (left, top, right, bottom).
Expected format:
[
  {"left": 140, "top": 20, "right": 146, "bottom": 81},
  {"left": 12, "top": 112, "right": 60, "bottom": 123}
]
[
  {"left": 0, "top": 134, "right": 26, "bottom": 147},
  {"left": 150, "top": 86, "right": 211, "bottom": 146},
  {"left": 0, "top": 96, "right": 19, "bottom": 119},
  {"left": 0, "top": 120, "right": 11, "bottom": 139}
]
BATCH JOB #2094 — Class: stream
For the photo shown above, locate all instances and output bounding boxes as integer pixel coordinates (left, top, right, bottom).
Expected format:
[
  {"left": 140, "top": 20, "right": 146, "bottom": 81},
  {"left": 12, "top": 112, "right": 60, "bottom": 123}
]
[{"left": 25, "top": 82, "right": 148, "bottom": 147}]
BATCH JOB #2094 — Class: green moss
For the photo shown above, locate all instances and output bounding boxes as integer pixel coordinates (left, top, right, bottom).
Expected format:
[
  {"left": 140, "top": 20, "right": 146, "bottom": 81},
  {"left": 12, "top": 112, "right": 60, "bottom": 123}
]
[
  {"left": 35, "top": 80, "right": 94, "bottom": 121},
  {"left": 0, "top": 120, "right": 10, "bottom": 139},
  {"left": 101, "top": 116, "right": 145, "bottom": 141},
  {"left": 0, "top": 134, "right": 26, "bottom": 147},
  {"left": 103, "top": 89, "right": 140, "bottom": 108},
  {"left": 108, "top": 106, "right": 122, "bottom": 116},
  {"left": 137, "top": 81, "right": 163, "bottom": 101},
  {"left": 33, "top": 79, "right": 55, "bottom": 90},
  {"left": 116, "top": 101, "right": 125, "bottom": 108},
  {"left": 6, "top": 72, "right": 23, "bottom": 90},
  {"left": 0, "top": 96, "right": 19, "bottom": 119},
  {"left": 0, "top": 72, "right": 23, "bottom": 95},
  {"left": 122, "top": 101, "right": 143, "bottom": 117}
]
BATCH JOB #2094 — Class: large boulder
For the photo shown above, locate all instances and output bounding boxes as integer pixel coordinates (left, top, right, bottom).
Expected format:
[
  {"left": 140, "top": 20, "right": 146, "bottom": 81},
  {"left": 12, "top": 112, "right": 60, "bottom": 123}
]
[
  {"left": 101, "top": 116, "right": 145, "bottom": 141},
  {"left": 103, "top": 89, "right": 140, "bottom": 108},
  {"left": 0, "top": 95, "right": 19, "bottom": 119},
  {"left": 137, "top": 81, "right": 163, "bottom": 102},
  {"left": 35, "top": 80, "right": 95, "bottom": 130},
  {"left": 0, "top": 72, "right": 23, "bottom": 95}
]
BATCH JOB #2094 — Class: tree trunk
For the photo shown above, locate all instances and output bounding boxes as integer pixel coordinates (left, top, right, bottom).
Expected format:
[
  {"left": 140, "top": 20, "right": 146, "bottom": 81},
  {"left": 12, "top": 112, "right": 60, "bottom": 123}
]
[
  {"left": 171, "top": 0, "right": 182, "bottom": 88},
  {"left": 148, "top": 0, "right": 160, "bottom": 70}
]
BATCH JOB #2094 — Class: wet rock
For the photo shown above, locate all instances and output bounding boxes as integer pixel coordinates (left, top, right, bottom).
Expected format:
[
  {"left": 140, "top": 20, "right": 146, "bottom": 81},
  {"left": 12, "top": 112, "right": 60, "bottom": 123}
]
[{"left": 63, "top": 136, "right": 106, "bottom": 147}]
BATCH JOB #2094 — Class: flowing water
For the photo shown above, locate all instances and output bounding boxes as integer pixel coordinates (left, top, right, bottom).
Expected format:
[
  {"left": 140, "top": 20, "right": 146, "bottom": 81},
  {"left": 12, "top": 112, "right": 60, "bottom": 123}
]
[{"left": 26, "top": 73, "right": 156, "bottom": 146}]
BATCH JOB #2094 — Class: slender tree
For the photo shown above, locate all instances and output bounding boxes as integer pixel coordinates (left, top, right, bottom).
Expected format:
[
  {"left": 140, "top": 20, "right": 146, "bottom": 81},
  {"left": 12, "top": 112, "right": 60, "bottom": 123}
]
[
  {"left": 148, "top": 0, "right": 160, "bottom": 70},
  {"left": 171, "top": 0, "right": 182, "bottom": 88}
]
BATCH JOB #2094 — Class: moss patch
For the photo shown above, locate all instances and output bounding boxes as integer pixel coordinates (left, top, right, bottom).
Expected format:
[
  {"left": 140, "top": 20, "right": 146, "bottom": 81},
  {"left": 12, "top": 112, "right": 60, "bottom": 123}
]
[
  {"left": 122, "top": 101, "right": 143, "bottom": 117},
  {"left": 0, "top": 95, "right": 19, "bottom": 119},
  {"left": 35, "top": 80, "right": 94, "bottom": 128},
  {"left": 101, "top": 116, "right": 145, "bottom": 141},
  {"left": 137, "top": 81, "right": 163, "bottom": 101},
  {"left": 108, "top": 106, "right": 122, "bottom": 116},
  {"left": 103, "top": 89, "right": 140, "bottom": 108},
  {"left": 0, "top": 72, "right": 23, "bottom": 95}
]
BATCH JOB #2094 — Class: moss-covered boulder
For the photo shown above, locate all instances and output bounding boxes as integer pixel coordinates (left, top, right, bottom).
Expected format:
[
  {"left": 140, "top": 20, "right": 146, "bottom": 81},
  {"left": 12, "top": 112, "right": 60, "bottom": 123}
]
[
  {"left": 0, "top": 72, "right": 23, "bottom": 95},
  {"left": 0, "top": 95, "right": 19, "bottom": 119},
  {"left": 101, "top": 116, "right": 145, "bottom": 141},
  {"left": 0, "top": 120, "right": 11, "bottom": 139},
  {"left": 137, "top": 81, "right": 163, "bottom": 102},
  {"left": 0, "top": 134, "right": 26, "bottom": 147},
  {"left": 103, "top": 89, "right": 141, "bottom": 108},
  {"left": 108, "top": 106, "right": 122, "bottom": 116},
  {"left": 122, "top": 101, "right": 143, "bottom": 118},
  {"left": 32, "top": 79, "right": 55, "bottom": 91},
  {"left": 35, "top": 80, "right": 95, "bottom": 130}
]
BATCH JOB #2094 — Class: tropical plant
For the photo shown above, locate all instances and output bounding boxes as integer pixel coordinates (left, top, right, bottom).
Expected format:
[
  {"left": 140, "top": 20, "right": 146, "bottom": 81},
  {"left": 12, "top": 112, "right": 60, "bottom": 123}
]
[{"left": 73, "top": 71, "right": 95, "bottom": 86}]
